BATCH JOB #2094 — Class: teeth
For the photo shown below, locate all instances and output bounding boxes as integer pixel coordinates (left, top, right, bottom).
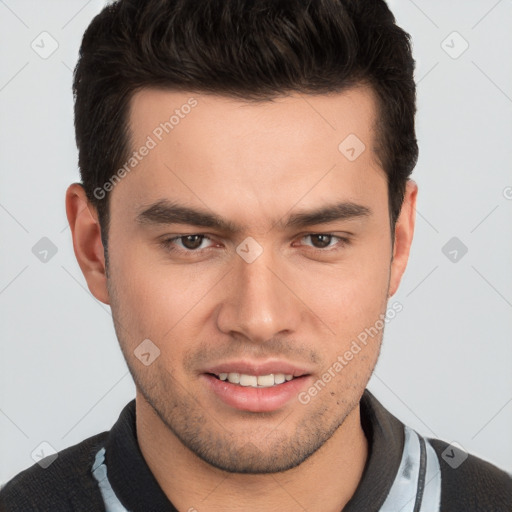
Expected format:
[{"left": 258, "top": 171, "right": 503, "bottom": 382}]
[
  {"left": 239, "top": 374, "right": 258, "bottom": 387},
  {"left": 227, "top": 372, "right": 240, "bottom": 384},
  {"left": 216, "top": 372, "right": 296, "bottom": 387},
  {"left": 257, "top": 374, "right": 275, "bottom": 387},
  {"left": 275, "top": 374, "right": 286, "bottom": 384}
]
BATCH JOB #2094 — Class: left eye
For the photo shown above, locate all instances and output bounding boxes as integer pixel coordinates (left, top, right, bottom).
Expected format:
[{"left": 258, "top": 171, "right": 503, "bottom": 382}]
[{"left": 300, "top": 234, "right": 345, "bottom": 249}]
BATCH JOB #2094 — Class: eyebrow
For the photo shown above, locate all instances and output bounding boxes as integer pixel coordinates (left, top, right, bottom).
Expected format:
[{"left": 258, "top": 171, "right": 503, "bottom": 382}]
[{"left": 135, "top": 199, "right": 371, "bottom": 232}]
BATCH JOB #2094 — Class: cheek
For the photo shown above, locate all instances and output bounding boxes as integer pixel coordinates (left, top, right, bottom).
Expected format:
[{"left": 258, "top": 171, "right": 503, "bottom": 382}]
[
  {"left": 289, "top": 242, "right": 391, "bottom": 362},
  {"left": 108, "top": 243, "right": 225, "bottom": 343},
  {"left": 299, "top": 251, "right": 390, "bottom": 323}
]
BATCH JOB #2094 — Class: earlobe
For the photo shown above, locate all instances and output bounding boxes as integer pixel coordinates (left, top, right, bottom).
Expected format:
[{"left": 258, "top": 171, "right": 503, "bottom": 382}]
[
  {"left": 388, "top": 180, "right": 418, "bottom": 298},
  {"left": 65, "top": 183, "right": 110, "bottom": 305}
]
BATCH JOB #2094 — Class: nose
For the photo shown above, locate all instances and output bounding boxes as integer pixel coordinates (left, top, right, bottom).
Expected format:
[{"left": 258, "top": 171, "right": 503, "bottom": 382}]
[{"left": 216, "top": 247, "right": 301, "bottom": 343}]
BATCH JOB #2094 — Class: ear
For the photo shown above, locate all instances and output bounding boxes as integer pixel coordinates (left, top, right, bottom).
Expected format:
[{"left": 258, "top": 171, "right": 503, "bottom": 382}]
[
  {"left": 388, "top": 180, "right": 418, "bottom": 297},
  {"left": 65, "top": 183, "right": 110, "bottom": 305}
]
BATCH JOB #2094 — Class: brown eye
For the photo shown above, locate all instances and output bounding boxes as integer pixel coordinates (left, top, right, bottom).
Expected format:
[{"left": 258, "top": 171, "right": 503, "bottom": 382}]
[
  {"left": 297, "top": 234, "right": 350, "bottom": 253},
  {"left": 308, "top": 234, "right": 334, "bottom": 248},
  {"left": 159, "top": 234, "right": 217, "bottom": 256},
  {"left": 180, "top": 235, "right": 205, "bottom": 250}
]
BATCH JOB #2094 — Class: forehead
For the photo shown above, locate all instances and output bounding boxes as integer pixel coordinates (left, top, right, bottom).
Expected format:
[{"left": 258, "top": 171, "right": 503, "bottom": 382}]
[
  {"left": 111, "top": 86, "right": 386, "bottom": 230},
  {"left": 128, "top": 86, "right": 379, "bottom": 151}
]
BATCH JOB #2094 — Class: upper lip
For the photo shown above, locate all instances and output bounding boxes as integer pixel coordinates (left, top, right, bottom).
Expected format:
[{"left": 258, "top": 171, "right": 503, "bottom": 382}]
[{"left": 202, "top": 359, "right": 312, "bottom": 378}]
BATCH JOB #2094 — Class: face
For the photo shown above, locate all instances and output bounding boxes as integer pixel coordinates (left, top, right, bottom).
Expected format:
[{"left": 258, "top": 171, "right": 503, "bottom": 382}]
[{"left": 96, "top": 86, "right": 412, "bottom": 473}]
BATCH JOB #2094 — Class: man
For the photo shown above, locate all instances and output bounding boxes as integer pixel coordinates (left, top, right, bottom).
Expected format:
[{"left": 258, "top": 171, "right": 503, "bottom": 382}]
[{"left": 1, "top": 0, "right": 511, "bottom": 510}]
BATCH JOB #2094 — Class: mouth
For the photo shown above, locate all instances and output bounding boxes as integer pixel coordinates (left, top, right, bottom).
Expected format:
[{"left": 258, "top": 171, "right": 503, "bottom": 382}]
[
  {"left": 208, "top": 372, "right": 297, "bottom": 388},
  {"left": 201, "top": 363, "right": 312, "bottom": 412}
]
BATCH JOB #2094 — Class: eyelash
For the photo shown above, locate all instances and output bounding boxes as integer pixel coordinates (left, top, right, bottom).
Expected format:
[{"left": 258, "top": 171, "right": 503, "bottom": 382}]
[{"left": 159, "top": 233, "right": 350, "bottom": 256}]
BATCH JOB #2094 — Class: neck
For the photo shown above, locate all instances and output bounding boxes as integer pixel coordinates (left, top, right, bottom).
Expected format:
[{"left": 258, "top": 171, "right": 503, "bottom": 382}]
[{"left": 136, "top": 394, "right": 368, "bottom": 512}]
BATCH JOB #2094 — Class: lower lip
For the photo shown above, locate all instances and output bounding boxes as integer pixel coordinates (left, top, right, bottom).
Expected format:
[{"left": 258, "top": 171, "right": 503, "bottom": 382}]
[{"left": 202, "top": 374, "right": 311, "bottom": 413}]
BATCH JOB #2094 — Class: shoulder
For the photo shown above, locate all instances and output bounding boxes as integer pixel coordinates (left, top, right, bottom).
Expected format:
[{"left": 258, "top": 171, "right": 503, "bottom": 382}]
[
  {"left": 428, "top": 437, "right": 512, "bottom": 511},
  {"left": 0, "top": 431, "right": 108, "bottom": 511}
]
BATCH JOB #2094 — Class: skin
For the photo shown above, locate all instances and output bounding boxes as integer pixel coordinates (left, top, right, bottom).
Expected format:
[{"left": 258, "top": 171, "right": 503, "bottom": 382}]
[{"left": 66, "top": 86, "right": 417, "bottom": 512}]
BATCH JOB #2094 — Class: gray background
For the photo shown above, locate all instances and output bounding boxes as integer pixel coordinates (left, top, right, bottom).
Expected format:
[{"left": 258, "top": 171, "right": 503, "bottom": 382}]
[{"left": 1, "top": 0, "right": 511, "bottom": 485}]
